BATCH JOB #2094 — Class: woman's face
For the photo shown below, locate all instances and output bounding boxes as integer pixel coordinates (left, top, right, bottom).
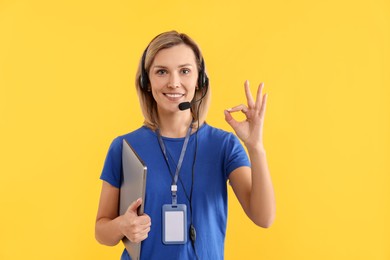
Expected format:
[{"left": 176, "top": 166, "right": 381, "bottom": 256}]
[{"left": 148, "top": 44, "right": 198, "bottom": 115}]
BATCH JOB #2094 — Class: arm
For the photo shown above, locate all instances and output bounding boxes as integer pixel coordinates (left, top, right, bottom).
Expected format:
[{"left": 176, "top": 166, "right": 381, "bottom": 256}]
[
  {"left": 95, "top": 181, "right": 151, "bottom": 246},
  {"left": 225, "top": 81, "right": 276, "bottom": 228}
]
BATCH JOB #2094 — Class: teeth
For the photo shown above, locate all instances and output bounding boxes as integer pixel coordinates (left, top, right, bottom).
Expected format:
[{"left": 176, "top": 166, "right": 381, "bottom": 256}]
[{"left": 165, "top": 93, "right": 183, "bottom": 98}]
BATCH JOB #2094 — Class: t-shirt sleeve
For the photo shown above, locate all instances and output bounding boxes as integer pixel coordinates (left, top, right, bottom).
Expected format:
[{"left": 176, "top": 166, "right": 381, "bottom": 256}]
[
  {"left": 225, "top": 133, "right": 251, "bottom": 179},
  {"left": 100, "top": 137, "right": 123, "bottom": 188}
]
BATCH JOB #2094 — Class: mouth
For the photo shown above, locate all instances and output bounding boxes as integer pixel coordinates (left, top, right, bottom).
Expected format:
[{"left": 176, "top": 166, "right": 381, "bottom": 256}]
[{"left": 164, "top": 93, "right": 185, "bottom": 101}]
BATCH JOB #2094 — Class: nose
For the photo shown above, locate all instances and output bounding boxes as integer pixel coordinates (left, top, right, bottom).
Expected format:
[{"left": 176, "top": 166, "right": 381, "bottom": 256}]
[{"left": 168, "top": 71, "right": 180, "bottom": 88}]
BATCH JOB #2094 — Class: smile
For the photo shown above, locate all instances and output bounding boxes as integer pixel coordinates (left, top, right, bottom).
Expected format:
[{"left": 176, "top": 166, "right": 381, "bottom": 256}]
[{"left": 164, "top": 93, "right": 184, "bottom": 98}]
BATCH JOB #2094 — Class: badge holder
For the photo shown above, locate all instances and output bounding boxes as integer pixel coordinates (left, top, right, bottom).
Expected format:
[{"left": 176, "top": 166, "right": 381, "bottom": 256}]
[{"left": 162, "top": 185, "right": 187, "bottom": 245}]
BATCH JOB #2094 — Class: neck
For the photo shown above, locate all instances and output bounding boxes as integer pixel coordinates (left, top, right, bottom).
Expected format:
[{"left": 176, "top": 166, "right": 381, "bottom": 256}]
[{"left": 157, "top": 110, "right": 193, "bottom": 138}]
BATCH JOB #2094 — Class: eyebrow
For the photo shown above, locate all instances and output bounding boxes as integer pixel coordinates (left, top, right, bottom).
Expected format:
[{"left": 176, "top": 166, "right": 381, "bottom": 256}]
[{"left": 152, "top": 64, "right": 194, "bottom": 69}]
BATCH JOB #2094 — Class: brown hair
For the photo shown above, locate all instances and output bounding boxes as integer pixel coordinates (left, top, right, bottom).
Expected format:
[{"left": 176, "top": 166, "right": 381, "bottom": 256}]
[{"left": 135, "top": 30, "right": 210, "bottom": 130}]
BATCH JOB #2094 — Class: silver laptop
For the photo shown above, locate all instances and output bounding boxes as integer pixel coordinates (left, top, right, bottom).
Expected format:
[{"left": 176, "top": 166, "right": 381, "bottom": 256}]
[{"left": 120, "top": 139, "right": 147, "bottom": 260}]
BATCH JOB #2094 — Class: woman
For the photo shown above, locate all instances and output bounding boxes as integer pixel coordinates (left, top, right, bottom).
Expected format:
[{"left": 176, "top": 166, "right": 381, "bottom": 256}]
[{"left": 95, "top": 31, "right": 275, "bottom": 260}]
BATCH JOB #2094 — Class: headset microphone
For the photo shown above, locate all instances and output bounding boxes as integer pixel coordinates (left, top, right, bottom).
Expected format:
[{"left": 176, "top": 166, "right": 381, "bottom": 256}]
[
  {"left": 178, "top": 102, "right": 191, "bottom": 111},
  {"left": 178, "top": 82, "right": 209, "bottom": 111}
]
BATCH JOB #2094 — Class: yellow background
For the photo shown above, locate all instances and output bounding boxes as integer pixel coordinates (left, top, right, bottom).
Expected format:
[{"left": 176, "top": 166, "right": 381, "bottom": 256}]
[{"left": 1, "top": 0, "right": 389, "bottom": 259}]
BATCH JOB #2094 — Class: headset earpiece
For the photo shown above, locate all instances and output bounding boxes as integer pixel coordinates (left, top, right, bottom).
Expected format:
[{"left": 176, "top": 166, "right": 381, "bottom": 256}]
[
  {"left": 197, "top": 59, "right": 209, "bottom": 90},
  {"left": 139, "top": 48, "right": 149, "bottom": 91}
]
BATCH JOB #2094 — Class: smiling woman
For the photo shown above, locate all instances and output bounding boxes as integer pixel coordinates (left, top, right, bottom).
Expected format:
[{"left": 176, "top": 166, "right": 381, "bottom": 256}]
[{"left": 95, "top": 30, "right": 275, "bottom": 260}]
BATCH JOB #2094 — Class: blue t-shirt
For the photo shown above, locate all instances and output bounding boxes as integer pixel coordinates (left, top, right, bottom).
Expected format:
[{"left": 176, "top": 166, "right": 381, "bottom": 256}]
[{"left": 100, "top": 124, "right": 250, "bottom": 260}]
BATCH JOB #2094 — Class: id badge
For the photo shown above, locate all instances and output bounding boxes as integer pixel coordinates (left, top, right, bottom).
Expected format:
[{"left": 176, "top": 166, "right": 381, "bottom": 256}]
[{"left": 162, "top": 204, "right": 187, "bottom": 244}]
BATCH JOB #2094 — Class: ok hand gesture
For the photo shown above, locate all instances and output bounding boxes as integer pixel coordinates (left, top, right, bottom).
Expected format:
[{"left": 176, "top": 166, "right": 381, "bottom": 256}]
[{"left": 224, "top": 81, "right": 268, "bottom": 151}]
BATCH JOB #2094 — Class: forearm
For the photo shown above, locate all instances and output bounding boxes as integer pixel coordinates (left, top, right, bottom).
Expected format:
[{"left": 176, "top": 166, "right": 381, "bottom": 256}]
[
  {"left": 95, "top": 216, "right": 124, "bottom": 246},
  {"left": 247, "top": 145, "right": 276, "bottom": 228}
]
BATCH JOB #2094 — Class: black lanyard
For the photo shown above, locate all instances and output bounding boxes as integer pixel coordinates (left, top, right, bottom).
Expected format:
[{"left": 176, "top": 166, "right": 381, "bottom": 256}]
[{"left": 156, "top": 125, "right": 192, "bottom": 205}]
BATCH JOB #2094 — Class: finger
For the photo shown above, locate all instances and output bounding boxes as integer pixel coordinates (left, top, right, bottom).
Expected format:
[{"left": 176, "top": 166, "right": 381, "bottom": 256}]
[
  {"left": 130, "top": 220, "right": 151, "bottom": 238},
  {"left": 127, "top": 198, "right": 142, "bottom": 214},
  {"left": 138, "top": 214, "right": 152, "bottom": 226},
  {"left": 255, "top": 82, "right": 265, "bottom": 109},
  {"left": 226, "top": 104, "right": 249, "bottom": 114},
  {"left": 259, "top": 93, "right": 268, "bottom": 118},
  {"left": 128, "top": 230, "right": 149, "bottom": 243},
  {"left": 244, "top": 80, "right": 255, "bottom": 108},
  {"left": 139, "top": 222, "right": 151, "bottom": 233},
  {"left": 224, "top": 110, "right": 240, "bottom": 130},
  {"left": 131, "top": 221, "right": 151, "bottom": 234},
  {"left": 137, "top": 228, "right": 151, "bottom": 240},
  {"left": 130, "top": 228, "right": 150, "bottom": 243}
]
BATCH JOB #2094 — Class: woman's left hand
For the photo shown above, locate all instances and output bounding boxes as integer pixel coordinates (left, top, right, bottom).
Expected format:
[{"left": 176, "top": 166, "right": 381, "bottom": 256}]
[{"left": 224, "top": 80, "right": 267, "bottom": 150}]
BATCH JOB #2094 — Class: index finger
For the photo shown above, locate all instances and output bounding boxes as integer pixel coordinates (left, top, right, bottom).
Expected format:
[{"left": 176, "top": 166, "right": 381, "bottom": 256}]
[
  {"left": 139, "top": 214, "right": 152, "bottom": 225},
  {"left": 244, "top": 80, "right": 255, "bottom": 108}
]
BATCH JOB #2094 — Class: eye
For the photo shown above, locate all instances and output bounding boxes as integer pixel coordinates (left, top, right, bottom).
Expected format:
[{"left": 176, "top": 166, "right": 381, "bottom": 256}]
[
  {"left": 181, "top": 68, "right": 191, "bottom": 74},
  {"left": 156, "top": 69, "right": 167, "bottom": 75}
]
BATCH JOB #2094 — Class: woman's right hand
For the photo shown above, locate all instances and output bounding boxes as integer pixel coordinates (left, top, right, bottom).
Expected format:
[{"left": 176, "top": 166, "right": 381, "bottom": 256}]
[{"left": 120, "top": 198, "right": 151, "bottom": 243}]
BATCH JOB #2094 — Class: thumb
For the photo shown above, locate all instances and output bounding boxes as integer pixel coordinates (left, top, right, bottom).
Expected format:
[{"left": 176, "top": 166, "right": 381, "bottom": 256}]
[
  {"left": 224, "top": 110, "right": 239, "bottom": 129},
  {"left": 127, "top": 198, "right": 142, "bottom": 214}
]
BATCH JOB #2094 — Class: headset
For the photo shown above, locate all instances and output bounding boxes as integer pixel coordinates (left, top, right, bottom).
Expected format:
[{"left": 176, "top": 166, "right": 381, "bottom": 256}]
[{"left": 138, "top": 47, "right": 209, "bottom": 92}]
